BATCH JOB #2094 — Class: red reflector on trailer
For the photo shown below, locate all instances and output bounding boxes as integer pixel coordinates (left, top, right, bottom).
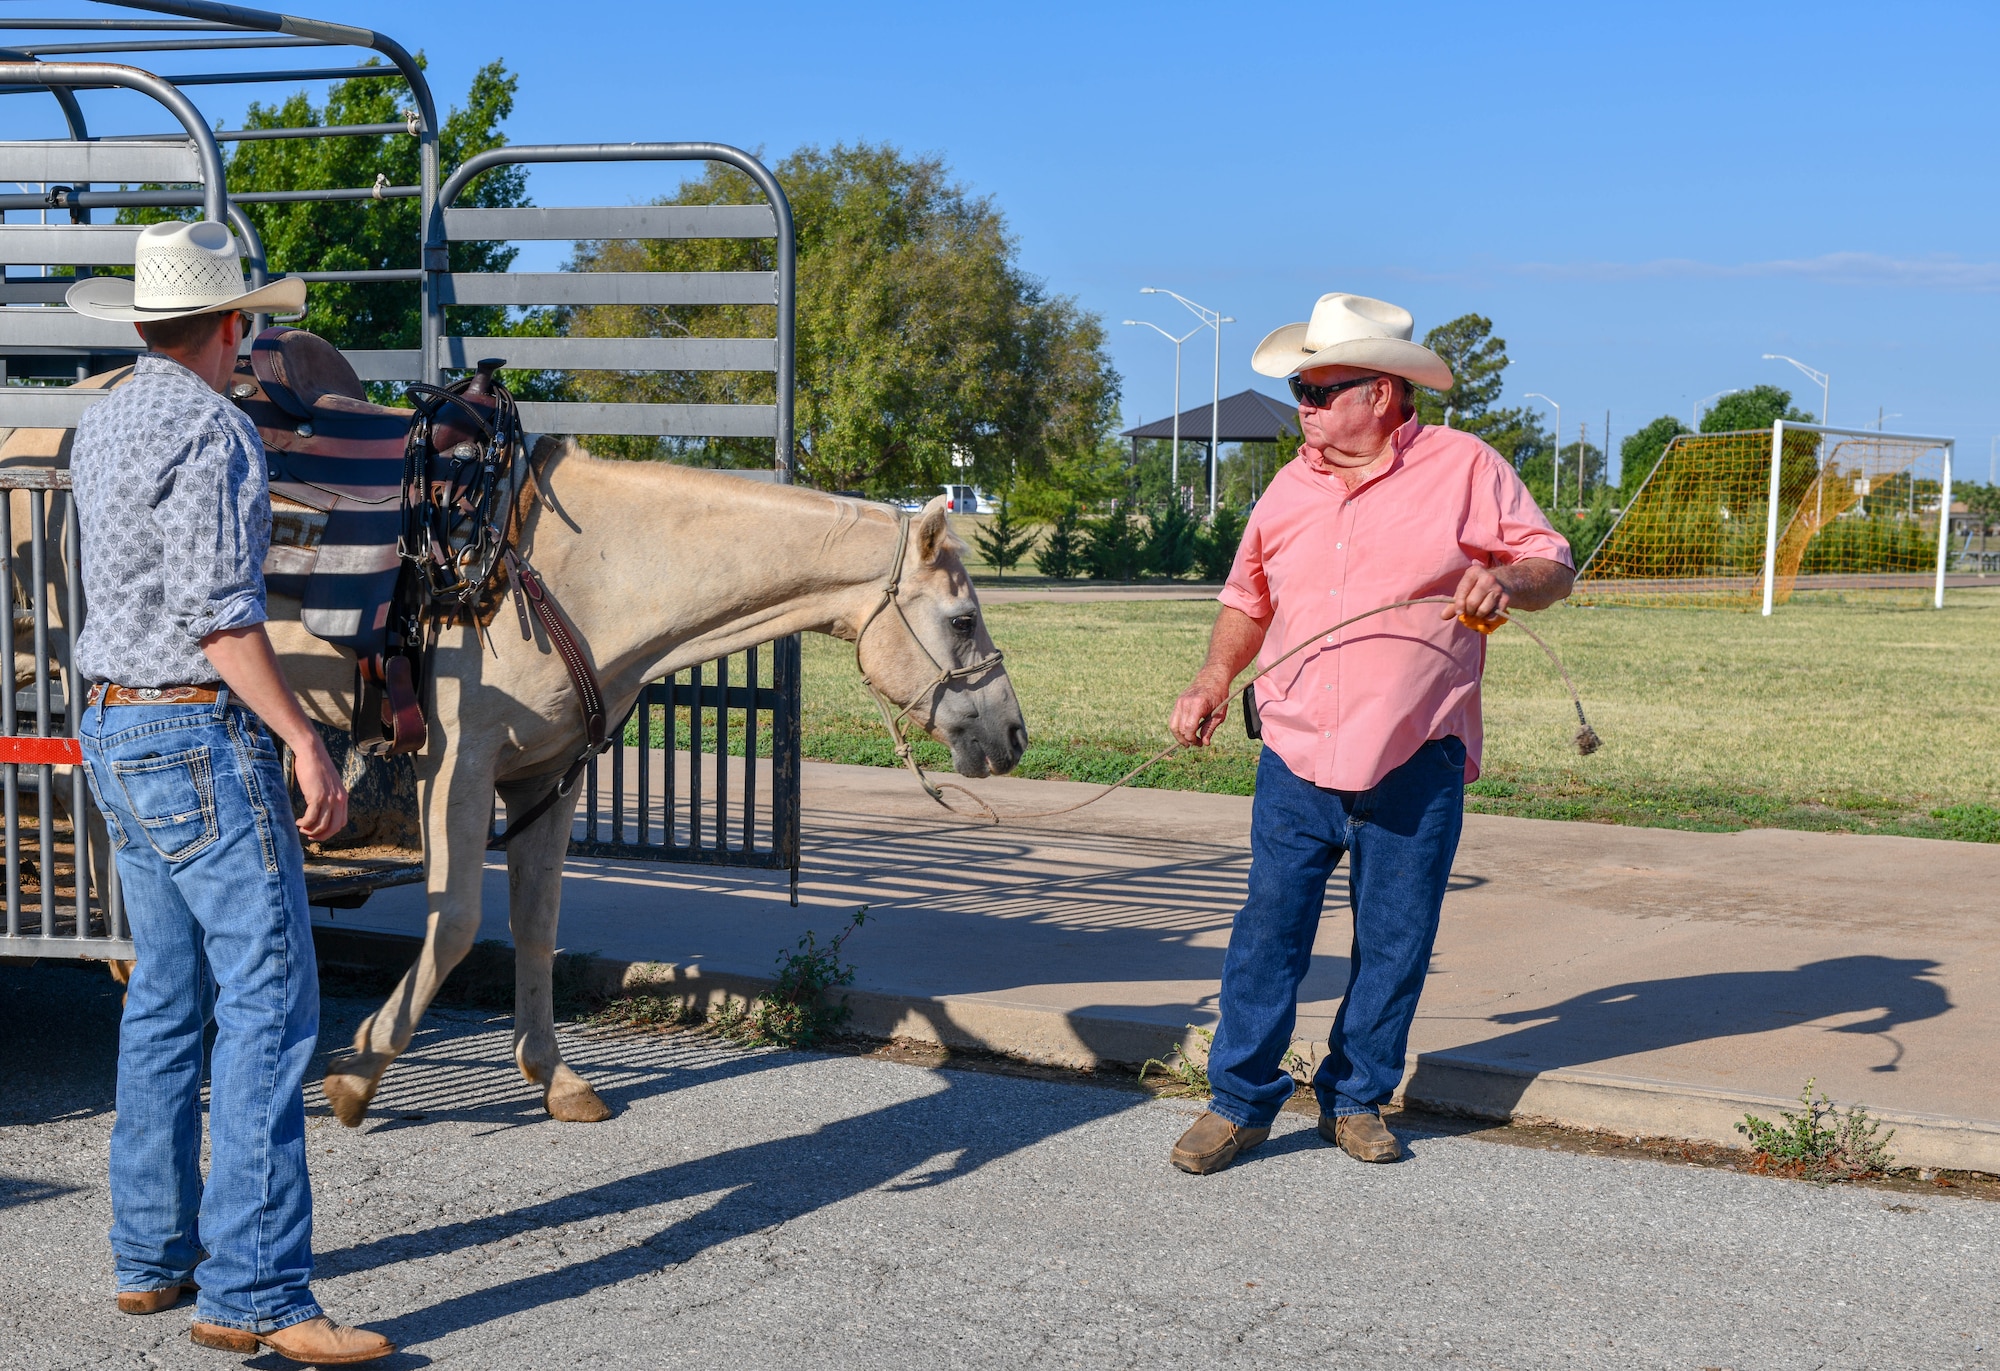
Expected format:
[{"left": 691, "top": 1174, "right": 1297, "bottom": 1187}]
[{"left": 0, "top": 736, "right": 82, "bottom": 766}]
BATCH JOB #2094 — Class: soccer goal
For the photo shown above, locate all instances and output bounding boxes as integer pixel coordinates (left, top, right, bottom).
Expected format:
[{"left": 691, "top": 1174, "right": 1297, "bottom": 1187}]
[{"left": 1573, "top": 421, "right": 1956, "bottom": 613}]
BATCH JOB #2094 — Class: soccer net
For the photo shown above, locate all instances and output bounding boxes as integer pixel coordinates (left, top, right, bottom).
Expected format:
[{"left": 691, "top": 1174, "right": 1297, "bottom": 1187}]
[{"left": 1573, "top": 423, "right": 1955, "bottom": 612}]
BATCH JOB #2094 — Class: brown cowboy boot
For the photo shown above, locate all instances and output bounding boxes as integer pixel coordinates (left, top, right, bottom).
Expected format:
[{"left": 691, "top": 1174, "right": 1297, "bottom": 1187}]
[
  {"left": 1170, "top": 1111, "right": 1271, "bottom": 1175},
  {"left": 1320, "top": 1110, "right": 1402, "bottom": 1163},
  {"left": 190, "top": 1315, "right": 395, "bottom": 1364},
  {"left": 116, "top": 1281, "right": 195, "bottom": 1314}
]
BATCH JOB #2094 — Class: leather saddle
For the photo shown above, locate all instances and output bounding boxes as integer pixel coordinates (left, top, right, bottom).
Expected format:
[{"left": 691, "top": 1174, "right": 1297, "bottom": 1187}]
[{"left": 233, "top": 327, "right": 423, "bottom": 753}]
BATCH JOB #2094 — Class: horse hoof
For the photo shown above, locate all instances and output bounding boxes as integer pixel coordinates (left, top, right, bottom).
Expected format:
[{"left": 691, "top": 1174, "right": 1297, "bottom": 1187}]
[
  {"left": 544, "top": 1070, "right": 612, "bottom": 1123},
  {"left": 323, "top": 1053, "right": 387, "bottom": 1128}
]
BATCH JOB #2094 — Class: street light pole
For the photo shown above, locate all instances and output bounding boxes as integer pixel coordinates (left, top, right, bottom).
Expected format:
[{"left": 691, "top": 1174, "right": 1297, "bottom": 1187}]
[
  {"left": 1762, "top": 354, "right": 1830, "bottom": 429},
  {"left": 1124, "top": 319, "right": 1201, "bottom": 500},
  {"left": 1525, "top": 392, "right": 1561, "bottom": 508},
  {"left": 1143, "top": 288, "right": 1233, "bottom": 515},
  {"left": 1694, "top": 388, "right": 1742, "bottom": 430}
]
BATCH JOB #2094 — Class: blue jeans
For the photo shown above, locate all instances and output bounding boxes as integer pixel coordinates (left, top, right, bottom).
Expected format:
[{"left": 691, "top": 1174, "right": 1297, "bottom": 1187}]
[
  {"left": 1206, "top": 739, "right": 1465, "bottom": 1129},
  {"left": 80, "top": 691, "right": 322, "bottom": 1334}
]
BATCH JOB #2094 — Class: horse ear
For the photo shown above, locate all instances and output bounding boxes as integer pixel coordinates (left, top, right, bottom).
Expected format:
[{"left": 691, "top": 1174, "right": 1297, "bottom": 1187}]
[{"left": 915, "top": 495, "right": 953, "bottom": 564}]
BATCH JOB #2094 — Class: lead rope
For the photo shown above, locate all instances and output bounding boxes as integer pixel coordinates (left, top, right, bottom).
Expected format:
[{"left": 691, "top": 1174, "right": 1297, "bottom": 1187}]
[{"left": 872, "top": 594, "right": 1600, "bottom": 826}]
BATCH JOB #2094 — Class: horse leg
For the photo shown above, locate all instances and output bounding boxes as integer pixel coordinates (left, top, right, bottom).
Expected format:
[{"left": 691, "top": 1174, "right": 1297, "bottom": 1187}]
[
  {"left": 322, "top": 737, "right": 497, "bottom": 1127},
  {"left": 498, "top": 776, "right": 609, "bottom": 1122}
]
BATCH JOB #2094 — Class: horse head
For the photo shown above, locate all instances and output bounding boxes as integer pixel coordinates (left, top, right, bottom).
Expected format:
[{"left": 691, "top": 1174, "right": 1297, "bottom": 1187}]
[{"left": 854, "top": 495, "right": 1027, "bottom": 779}]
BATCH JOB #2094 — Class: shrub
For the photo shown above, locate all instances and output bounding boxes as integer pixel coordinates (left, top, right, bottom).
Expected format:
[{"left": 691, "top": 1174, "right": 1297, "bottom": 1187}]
[
  {"left": 1141, "top": 498, "right": 1198, "bottom": 579},
  {"left": 970, "top": 496, "right": 1037, "bottom": 578},
  {"left": 1193, "top": 504, "right": 1246, "bottom": 581},
  {"left": 1034, "top": 500, "right": 1083, "bottom": 579},
  {"left": 1081, "top": 502, "right": 1144, "bottom": 580}
]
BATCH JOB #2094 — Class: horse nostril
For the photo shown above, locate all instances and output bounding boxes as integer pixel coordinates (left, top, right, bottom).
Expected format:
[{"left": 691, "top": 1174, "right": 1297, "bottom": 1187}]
[{"left": 1007, "top": 723, "right": 1027, "bottom": 756}]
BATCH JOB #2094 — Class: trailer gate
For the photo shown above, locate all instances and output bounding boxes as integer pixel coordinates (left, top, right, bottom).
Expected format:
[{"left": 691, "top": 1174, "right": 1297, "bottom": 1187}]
[{"left": 0, "top": 2, "right": 804, "bottom": 959}]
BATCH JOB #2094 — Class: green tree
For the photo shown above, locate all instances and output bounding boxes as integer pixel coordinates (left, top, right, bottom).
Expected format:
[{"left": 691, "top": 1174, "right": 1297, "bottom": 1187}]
[
  {"left": 970, "top": 496, "right": 1037, "bottom": 578},
  {"left": 1702, "top": 384, "right": 1814, "bottom": 433},
  {"left": 1619, "top": 415, "right": 1692, "bottom": 496},
  {"left": 121, "top": 61, "right": 527, "bottom": 351},
  {"left": 1409, "top": 313, "right": 1548, "bottom": 466},
  {"left": 1013, "top": 429, "right": 1129, "bottom": 522},
  {"left": 563, "top": 143, "right": 1119, "bottom": 487},
  {"left": 1140, "top": 499, "right": 1197, "bottom": 579},
  {"left": 1034, "top": 500, "right": 1084, "bottom": 579},
  {"left": 1080, "top": 502, "right": 1143, "bottom": 580},
  {"left": 1193, "top": 504, "right": 1246, "bottom": 581}
]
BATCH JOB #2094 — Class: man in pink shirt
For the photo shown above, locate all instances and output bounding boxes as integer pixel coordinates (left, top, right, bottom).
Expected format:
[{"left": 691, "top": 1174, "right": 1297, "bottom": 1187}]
[{"left": 1166, "top": 293, "right": 1574, "bottom": 1175}]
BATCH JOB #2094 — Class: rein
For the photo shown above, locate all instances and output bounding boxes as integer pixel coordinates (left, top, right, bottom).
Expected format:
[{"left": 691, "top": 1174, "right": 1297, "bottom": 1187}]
[{"left": 882, "top": 593, "right": 1601, "bottom": 826}]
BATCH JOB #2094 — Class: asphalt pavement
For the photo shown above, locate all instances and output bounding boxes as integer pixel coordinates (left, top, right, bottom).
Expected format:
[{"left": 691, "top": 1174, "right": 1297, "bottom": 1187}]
[{"left": 4, "top": 961, "right": 1995, "bottom": 1370}]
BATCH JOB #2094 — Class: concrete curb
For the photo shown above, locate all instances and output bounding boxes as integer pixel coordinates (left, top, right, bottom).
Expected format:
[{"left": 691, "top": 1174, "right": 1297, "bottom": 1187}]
[{"left": 314, "top": 929, "right": 2000, "bottom": 1176}]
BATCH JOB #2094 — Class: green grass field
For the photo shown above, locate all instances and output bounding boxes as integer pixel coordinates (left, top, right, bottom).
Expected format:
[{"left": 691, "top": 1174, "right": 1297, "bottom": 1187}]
[{"left": 800, "top": 588, "right": 2000, "bottom": 841}]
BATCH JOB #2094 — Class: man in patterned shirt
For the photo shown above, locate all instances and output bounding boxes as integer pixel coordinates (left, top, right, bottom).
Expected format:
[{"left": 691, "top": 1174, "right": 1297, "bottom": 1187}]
[{"left": 67, "top": 220, "right": 391, "bottom": 1363}]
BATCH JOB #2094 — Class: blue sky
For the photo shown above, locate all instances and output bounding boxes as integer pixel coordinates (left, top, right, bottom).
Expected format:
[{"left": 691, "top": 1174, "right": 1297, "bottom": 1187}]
[{"left": 10, "top": 1, "right": 1999, "bottom": 481}]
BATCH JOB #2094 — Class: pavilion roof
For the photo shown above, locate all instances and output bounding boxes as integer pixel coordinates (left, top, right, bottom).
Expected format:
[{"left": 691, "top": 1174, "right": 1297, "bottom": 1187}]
[{"left": 1121, "top": 389, "right": 1300, "bottom": 445}]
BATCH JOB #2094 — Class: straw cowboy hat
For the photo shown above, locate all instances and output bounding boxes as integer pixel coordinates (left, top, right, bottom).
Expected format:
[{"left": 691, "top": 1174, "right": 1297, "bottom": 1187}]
[
  {"left": 1250, "top": 292, "right": 1454, "bottom": 391},
  {"left": 65, "top": 219, "right": 304, "bottom": 323}
]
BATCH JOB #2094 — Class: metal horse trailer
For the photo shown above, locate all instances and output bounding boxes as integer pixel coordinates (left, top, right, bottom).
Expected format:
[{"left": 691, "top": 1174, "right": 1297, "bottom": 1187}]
[{"left": 0, "top": 0, "right": 804, "bottom": 962}]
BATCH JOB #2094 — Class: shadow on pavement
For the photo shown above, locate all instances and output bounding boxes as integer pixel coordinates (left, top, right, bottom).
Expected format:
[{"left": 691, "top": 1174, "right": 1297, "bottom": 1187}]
[
  {"left": 0, "top": 960, "right": 124, "bottom": 1127},
  {"left": 318, "top": 1067, "right": 1143, "bottom": 1348},
  {"left": 1412, "top": 955, "right": 1953, "bottom": 1105}
]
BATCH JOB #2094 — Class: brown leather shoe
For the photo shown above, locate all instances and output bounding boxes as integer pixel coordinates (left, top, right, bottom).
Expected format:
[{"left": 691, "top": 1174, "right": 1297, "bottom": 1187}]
[
  {"left": 1320, "top": 1111, "right": 1402, "bottom": 1162},
  {"left": 116, "top": 1281, "right": 194, "bottom": 1314},
  {"left": 1170, "top": 1110, "right": 1271, "bottom": 1175},
  {"left": 191, "top": 1316, "right": 395, "bottom": 1364}
]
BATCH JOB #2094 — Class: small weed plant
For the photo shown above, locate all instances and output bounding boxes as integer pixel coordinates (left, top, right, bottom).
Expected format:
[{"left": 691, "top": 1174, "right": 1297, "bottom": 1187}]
[
  {"left": 583, "top": 907, "right": 870, "bottom": 1052},
  {"left": 1736, "top": 1077, "right": 1895, "bottom": 1181},
  {"left": 1140, "top": 1026, "right": 1215, "bottom": 1098},
  {"left": 1139, "top": 1025, "right": 1315, "bottom": 1100},
  {"left": 743, "top": 905, "right": 870, "bottom": 1048}
]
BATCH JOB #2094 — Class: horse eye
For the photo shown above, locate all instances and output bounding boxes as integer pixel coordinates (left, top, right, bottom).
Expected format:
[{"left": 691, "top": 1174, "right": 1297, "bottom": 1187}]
[{"left": 949, "top": 614, "right": 976, "bottom": 635}]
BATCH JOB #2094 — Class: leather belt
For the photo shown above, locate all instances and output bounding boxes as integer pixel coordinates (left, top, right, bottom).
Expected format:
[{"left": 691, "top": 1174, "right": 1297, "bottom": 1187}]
[{"left": 87, "top": 683, "right": 222, "bottom": 707}]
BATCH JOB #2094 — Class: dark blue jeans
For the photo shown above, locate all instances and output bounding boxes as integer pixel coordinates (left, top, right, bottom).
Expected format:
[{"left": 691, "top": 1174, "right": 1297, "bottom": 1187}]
[
  {"left": 1206, "top": 739, "right": 1465, "bottom": 1128},
  {"left": 79, "top": 691, "right": 322, "bottom": 1334}
]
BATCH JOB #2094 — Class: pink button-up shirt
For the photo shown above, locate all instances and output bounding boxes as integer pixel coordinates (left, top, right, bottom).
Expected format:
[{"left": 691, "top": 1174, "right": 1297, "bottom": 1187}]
[{"left": 1219, "top": 416, "right": 1572, "bottom": 791}]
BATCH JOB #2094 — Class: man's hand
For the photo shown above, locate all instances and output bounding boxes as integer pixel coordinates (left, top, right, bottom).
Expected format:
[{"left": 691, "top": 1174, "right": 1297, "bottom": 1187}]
[
  {"left": 1445, "top": 564, "right": 1511, "bottom": 627},
  {"left": 1169, "top": 606, "right": 1268, "bottom": 748},
  {"left": 201, "top": 624, "right": 349, "bottom": 842},
  {"left": 290, "top": 733, "right": 349, "bottom": 842},
  {"left": 1444, "top": 558, "right": 1577, "bottom": 626},
  {"left": 1171, "top": 681, "right": 1229, "bottom": 748}
]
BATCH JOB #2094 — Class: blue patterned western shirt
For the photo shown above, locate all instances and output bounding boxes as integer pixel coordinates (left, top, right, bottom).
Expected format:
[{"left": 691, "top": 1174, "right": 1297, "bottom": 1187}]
[{"left": 71, "top": 352, "right": 270, "bottom": 687}]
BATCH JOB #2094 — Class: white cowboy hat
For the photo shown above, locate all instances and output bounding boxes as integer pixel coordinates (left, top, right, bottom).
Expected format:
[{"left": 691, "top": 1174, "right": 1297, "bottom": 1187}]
[
  {"left": 65, "top": 219, "right": 305, "bottom": 324},
  {"left": 1250, "top": 292, "right": 1454, "bottom": 390}
]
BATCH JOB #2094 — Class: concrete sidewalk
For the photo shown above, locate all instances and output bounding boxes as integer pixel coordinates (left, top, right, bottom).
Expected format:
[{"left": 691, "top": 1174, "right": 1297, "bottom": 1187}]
[{"left": 325, "top": 760, "right": 2000, "bottom": 1171}]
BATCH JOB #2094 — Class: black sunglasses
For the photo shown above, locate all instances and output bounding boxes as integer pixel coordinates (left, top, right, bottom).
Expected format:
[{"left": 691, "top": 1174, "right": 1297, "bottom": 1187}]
[{"left": 1288, "top": 373, "right": 1386, "bottom": 409}]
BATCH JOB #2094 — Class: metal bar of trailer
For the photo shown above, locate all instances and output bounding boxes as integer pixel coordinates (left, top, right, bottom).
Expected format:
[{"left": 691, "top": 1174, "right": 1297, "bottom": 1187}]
[
  {"left": 509, "top": 402, "right": 779, "bottom": 439},
  {"left": 29, "top": 492, "right": 54, "bottom": 937},
  {"left": 154, "top": 65, "right": 400, "bottom": 86},
  {"left": 0, "top": 138, "right": 199, "bottom": 183},
  {"left": 1, "top": 492, "right": 15, "bottom": 939},
  {"left": 434, "top": 144, "right": 796, "bottom": 479},
  {"left": 439, "top": 271, "right": 778, "bottom": 308},
  {"left": 0, "top": 20, "right": 237, "bottom": 30},
  {"left": 100, "top": 123, "right": 414, "bottom": 141},
  {"left": 441, "top": 205, "right": 777, "bottom": 242},
  {"left": 437, "top": 336, "right": 777, "bottom": 373},
  {"left": 65, "top": 492, "right": 94, "bottom": 941},
  {"left": 4, "top": 185, "right": 419, "bottom": 209},
  {"left": 11, "top": 35, "right": 327, "bottom": 55},
  {"left": 0, "top": 61, "right": 225, "bottom": 222}
]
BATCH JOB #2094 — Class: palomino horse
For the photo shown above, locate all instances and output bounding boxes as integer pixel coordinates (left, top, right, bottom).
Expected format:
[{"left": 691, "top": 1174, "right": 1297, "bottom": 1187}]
[{"left": 4, "top": 413, "right": 1026, "bottom": 1125}]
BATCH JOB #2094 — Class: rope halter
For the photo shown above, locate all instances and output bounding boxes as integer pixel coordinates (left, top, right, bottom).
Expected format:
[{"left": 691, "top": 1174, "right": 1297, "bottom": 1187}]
[{"left": 851, "top": 511, "right": 1006, "bottom": 811}]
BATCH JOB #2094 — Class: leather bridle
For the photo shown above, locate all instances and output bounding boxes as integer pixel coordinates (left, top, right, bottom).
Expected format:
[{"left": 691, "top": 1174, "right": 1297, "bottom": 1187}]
[{"left": 852, "top": 512, "right": 1005, "bottom": 809}]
